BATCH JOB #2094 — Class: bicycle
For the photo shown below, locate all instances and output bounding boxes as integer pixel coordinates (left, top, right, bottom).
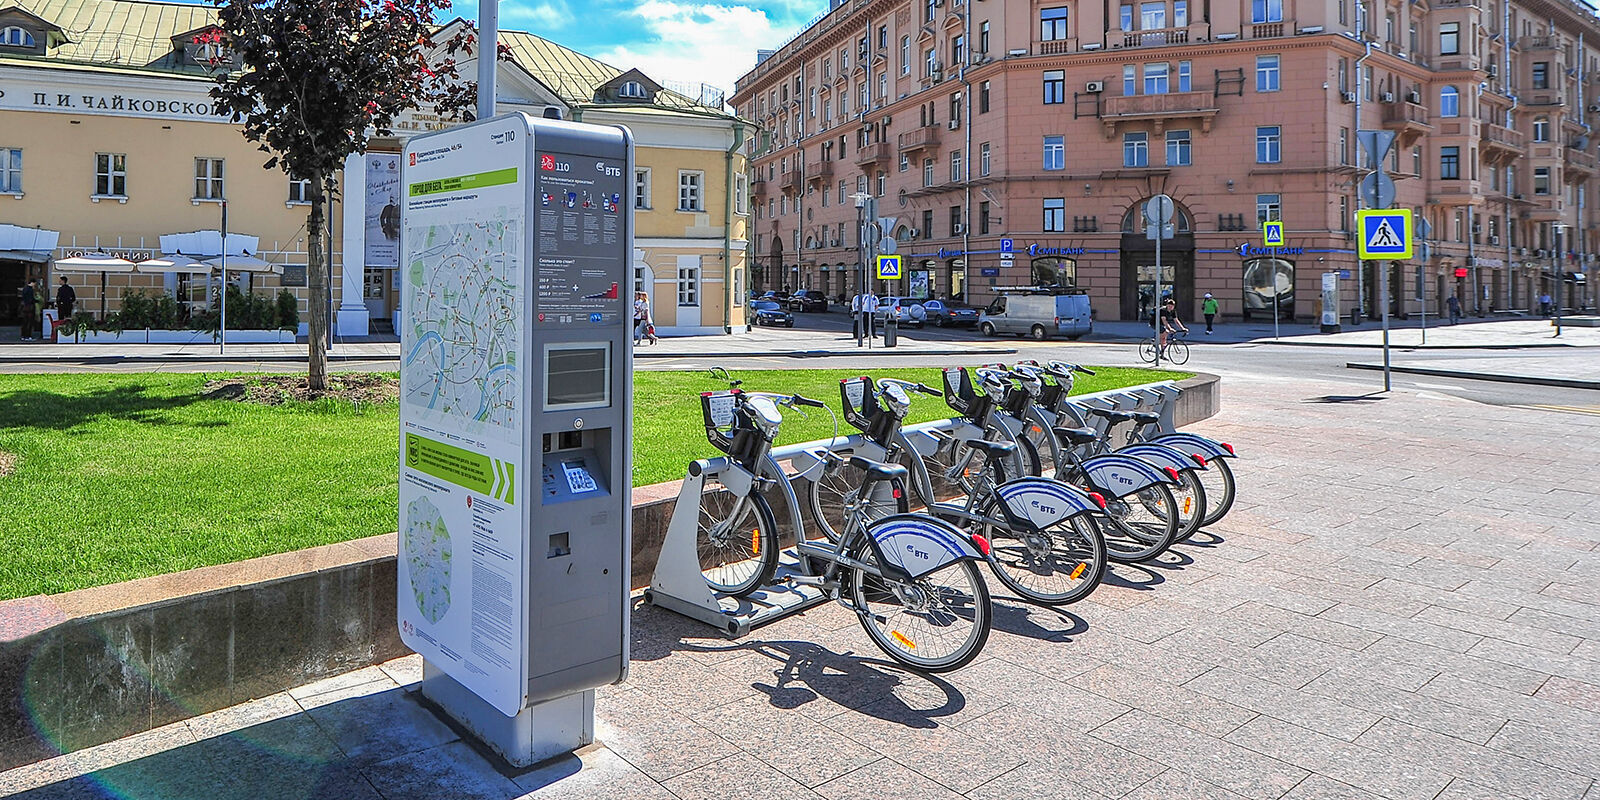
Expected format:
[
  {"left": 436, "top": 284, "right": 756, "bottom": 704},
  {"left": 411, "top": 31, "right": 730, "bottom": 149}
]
[
  {"left": 691, "top": 372, "right": 993, "bottom": 671},
  {"left": 1141, "top": 329, "right": 1190, "bottom": 365},
  {"left": 809, "top": 375, "right": 1110, "bottom": 606}
]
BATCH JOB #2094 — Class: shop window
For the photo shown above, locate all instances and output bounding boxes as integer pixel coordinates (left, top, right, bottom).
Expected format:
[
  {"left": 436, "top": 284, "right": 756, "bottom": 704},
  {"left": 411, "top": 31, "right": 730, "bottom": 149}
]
[
  {"left": 1243, "top": 257, "right": 1294, "bottom": 319},
  {"left": 1031, "top": 257, "right": 1076, "bottom": 287}
]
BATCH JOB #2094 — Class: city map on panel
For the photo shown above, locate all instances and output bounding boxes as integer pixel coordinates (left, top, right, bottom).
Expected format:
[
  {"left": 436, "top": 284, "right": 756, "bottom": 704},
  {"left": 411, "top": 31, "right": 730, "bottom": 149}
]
[{"left": 404, "top": 213, "right": 522, "bottom": 430}]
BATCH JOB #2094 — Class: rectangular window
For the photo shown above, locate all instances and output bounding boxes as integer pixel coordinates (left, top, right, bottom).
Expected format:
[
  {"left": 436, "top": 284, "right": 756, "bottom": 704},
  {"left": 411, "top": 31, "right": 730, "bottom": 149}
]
[
  {"left": 980, "top": 20, "right": 990, "bottom": 54},
  {"left": 1043, "top": 135, "right": 1065, "bottom": 170},
  {"left": 980, "top": 201, "right": 992, "bottom": 234},
  {"left": 288, "top": 177, "right": 312, "bottom": 204},
  {"left": 926, "top": 0, "right": 936, "bottom": 21},
  {"left": 877, "top": 169, "right": 887, "bottom": 195},
  {"left": 1439, "top": 22, "right": 1459, "bottom": 55},
  {"left": 1044, "top": 198, "right": 1066, "bottom": 231},
  {"left": 1256, "top": 193, "right": 1282, "bottom": 223},
  {"left": 677, "top": 260, "right": 700, "bottom": 306},
  {"left": 952, "top": 35, "right": 965, "bottom": 66},
  {"left": 0, "top": 148, "right": 19, "bottom": 193},
  {"left": 1140, "top": 2, "right": 1166, "bottom": 29},
  {"left": 1255, "top": 126, "right": 1281, "bottom": 163},
  {"left": 1144, "top": 62, "right": 1169, "bottom": 94},
  {"left": 980, "top": 142, "right": 991, "bottom": 176},
  {"left": 735, "top": 174, "right": 748, "bottom": 214},
  {"left": 980, "top": 80, "right": 991, "bottom": 113},
  {"left": 1256, "top": 55, "right": 1280, "bottom": 92},
  {"left": 1175, "top": 0, "right": 1188, "bottom": 26},
  {"left": 194, "top": 157, "right": 224, "bottom": 200},
  {"left": 1252, "top": 0, "right": 1283, "bottom": 23},
  {"left": 678, "top": 170, "right": 704, "bottom": 211},
  {"left": 901, "top": 36, "right": 910, "bottom": 74},
  {"left": 1178, "top": 60, "right": 1191, "bottom": 92},
  {"left": 950, "top": 150, "right": 962, "bottom": 182},
  {"left": 634, "top": 169, "right": 651, "bottom": 209},
  {"left": 1040, "top": 7, "right": 1068, "bottom": 40},
  {"left": 1532, "top": 62, "right": 1549, "bottom": 89},
  {"left": 1124, "top": 64, "right": 1137, "bottom": 95},
  {"left": 1165, "top": 130, "right": 1191, "bottom": 166},
  {"left": 1124, "top": 132, "right": 1149, "bottom": 167},
  {"left": 1534, "top": 167, "right": 1550, "bottom": 194},
  {"left": 1440, "top": 145, "right": 1460, "bottom": 179},
  {"left": 900, "top": 152, "right": 910, "bottom": 172},
  {"left": 1414, "top": 146, "right": 1422, "bottom": 178},
  {"left": 878, "top": 25, "right": 887, "bottom": 49},
  {"left": 1043, "top": 70, "right": 1065, "bottom": 104},
  {"left": 922, "top": 209, "right": 934, "bottom": 237},
  {"left": 923, "top": 158, "right": 935, "bottom": 187},
  {"left": 926, "top": 48, "right": 937, "bottom": 77},
  {"left": 1339, "top": 127, "right": 1350, "bottom": 165},
  {"left": 950, "top": 205, "right": 962, "bottom": 236},
  {"left": 949, "top": 92, "right": 962, "bottom": 128},
  {"left": 1120, "top": 4, "right": 1134, "bottom": 30}
]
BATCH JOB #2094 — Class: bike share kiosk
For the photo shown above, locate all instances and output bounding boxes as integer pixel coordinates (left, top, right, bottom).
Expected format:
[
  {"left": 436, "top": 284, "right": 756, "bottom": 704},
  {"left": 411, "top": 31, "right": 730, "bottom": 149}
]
[{"left": 397, "top": 114, "right": 633, "bottom": 767}]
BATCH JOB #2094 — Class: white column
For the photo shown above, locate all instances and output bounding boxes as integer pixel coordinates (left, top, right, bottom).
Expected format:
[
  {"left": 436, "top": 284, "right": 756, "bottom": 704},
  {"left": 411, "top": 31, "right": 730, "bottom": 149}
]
[{"left": 336, "top": 151, "right": 371, "bottom": 336}]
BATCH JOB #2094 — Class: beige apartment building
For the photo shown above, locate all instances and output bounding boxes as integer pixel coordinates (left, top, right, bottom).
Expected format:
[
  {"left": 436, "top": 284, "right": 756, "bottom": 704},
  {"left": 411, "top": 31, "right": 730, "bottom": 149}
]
[
  {"left": 731, "top": 0, "right": 1598, "bottom": 323},
  {"left": 0, "top": 0, "right": 746, "bottom": 339}
]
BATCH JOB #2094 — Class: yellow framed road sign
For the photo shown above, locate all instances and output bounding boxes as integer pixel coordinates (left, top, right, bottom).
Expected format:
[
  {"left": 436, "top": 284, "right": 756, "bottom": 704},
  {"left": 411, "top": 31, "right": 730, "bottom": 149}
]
[
  {"left": 1262, "top": 220, "right": 1284, "bottom": 247},
  {"left": 876, "top": 254, "right": 902, "bottom": 280},
  {"left": 1356, "top": 209, "right": 1412, "bottom": 260}
]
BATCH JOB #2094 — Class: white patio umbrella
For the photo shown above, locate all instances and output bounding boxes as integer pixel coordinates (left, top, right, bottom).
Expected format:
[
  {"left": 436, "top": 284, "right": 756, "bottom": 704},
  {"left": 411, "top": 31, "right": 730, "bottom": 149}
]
[
  {"left": 204, "top": 253, "right": 278, "bottom": 273},
  {"left": 54, "top": 252, "right": 136, "bottom": 272},
  {"left": 136, "top": 253, "right": 209, "bottom": 273}
]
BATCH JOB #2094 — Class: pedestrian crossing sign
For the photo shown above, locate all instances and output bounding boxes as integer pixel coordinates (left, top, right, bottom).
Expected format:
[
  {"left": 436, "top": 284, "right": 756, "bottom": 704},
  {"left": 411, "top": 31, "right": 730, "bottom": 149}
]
[
  {"left": 876, "top": 254, "right": 902, "bottom": 280},
  {"left": 1262, "top": 220, "right": 1284, "bottom": 247},
  {"left": 1356, "top": 209, "right": 1413, "bottom": 260}
]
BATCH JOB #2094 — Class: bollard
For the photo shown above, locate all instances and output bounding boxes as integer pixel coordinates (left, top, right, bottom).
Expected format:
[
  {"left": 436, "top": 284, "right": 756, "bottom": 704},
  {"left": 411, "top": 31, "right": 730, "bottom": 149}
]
[{"left": 885, "top": 316, "right": 898, "bottom": 347}]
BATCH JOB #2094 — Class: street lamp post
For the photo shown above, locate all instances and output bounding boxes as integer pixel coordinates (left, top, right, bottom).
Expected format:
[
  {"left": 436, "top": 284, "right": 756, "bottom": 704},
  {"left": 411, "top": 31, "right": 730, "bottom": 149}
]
[
  {"left": 1553, "top": 224, "right": 1565, "bottom": 337},
  {"left": 852, "top": 191, "right": 872, "bottom": 348}
]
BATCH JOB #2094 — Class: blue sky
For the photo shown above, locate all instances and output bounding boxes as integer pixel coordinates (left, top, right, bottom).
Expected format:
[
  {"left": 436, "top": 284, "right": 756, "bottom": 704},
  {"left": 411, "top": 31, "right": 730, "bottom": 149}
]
[{"left": 447, "top": 0, "right": 821, "bottom": 98}]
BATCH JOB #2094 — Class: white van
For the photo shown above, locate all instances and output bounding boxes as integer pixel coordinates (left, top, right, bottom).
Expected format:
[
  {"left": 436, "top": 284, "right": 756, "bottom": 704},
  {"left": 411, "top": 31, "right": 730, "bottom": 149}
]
[{"left": 978, "top": 289, "right": 1093, "bottom": 340}]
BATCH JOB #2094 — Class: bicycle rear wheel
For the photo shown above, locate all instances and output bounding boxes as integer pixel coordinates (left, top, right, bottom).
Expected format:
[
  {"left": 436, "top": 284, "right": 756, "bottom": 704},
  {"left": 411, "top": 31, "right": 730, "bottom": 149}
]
[
  {"left": 1171, "top": 470, "right": 1207, "bottom": 542},
  {"left": 977, "top": 498, "right": 1107, "bottom": 605},
  {"left": 1100, "top": 483, "right": 1179, "bottom": 563},
  {"left": 851, "top": 544, "right": 990, "bottom": 672},
  {"left": 1138, "top": 339, "right": 1158, "bottom": 364},
  {"left": 697, "top": 481, "right": 779, "bottom": 597},
  {"left": 1197, "top": 458, "right": 1237, "bottom": 526}
]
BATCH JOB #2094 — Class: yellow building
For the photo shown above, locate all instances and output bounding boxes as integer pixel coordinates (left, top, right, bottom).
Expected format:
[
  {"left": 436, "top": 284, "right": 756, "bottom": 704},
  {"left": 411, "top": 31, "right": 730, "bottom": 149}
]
[{"left": 0, "top": 1, "right": 747, "bottom": 338}]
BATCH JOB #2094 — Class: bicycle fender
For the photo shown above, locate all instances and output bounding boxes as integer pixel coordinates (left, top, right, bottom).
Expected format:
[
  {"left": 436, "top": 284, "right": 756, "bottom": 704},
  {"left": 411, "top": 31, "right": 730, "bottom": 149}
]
[
  {"left": 1116, "top": 443, "right": 1208, "bottom": 473},
  {"left": 866, "top": 513, "right": 984, "bottom": 581},
  {"left": 993, "top": 477, "right": 1101, "bottom": 529},
  {"left": 1079, "top": 454, "right": 1176, "bottom": 498},
  {"left": 1149, "top": 432, "right": 1238, "bottom": 460}
]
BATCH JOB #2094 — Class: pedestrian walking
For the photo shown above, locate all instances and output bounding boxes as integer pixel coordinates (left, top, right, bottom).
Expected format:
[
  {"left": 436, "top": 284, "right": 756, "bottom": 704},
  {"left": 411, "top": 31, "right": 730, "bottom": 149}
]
[
  {"left": 632, "top": 290, "right": 657, "bottom": 345},
  {"left": 56, "top": 276, "right": 76, "bottom": 320},
  {"left": 1446, "top": 294, "right": 1462, "bottom": 325},
  {"left": 1539, "top": 292, "right": 1552, "bottom": 317},
  {"left": 1201, "top": 293, "right": 1218, "bottom": 334},
  {"left": 18, "top": 280, "right": 36, "bottom": 340}
]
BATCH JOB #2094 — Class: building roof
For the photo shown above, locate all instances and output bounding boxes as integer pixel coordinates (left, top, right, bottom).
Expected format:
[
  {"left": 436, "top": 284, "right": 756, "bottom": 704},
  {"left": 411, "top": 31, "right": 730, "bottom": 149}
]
[
  {"left": 4, "top": 0, "right": 214, "bottom": 71},
  {"left": 497, "top": 29, "right": 727, "bottom": 114}
]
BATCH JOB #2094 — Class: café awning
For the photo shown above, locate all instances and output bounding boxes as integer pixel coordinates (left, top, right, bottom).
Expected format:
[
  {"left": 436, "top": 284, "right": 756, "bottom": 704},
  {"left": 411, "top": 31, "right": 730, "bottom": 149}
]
[
  {"left": 54, "top": 252, "right": 137, "bottom": 272},
  {"left": 137, "top": 254, "right": 210, "bottom": 273},
  {"left": 206, "top": 254, "right": 279, "bottom": 273}
]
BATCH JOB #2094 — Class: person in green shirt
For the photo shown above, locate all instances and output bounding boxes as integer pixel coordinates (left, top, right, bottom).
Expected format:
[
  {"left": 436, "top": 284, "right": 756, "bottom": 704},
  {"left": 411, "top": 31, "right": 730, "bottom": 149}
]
[{"left": 1202, "top": 293, "right": 1219, "bottom": 334}]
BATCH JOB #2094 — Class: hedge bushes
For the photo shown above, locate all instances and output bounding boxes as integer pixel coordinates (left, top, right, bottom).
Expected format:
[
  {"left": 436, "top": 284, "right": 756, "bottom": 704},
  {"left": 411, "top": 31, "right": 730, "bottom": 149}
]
[{"left": 69, "top": 288, "right": 301, "bottom": 334}]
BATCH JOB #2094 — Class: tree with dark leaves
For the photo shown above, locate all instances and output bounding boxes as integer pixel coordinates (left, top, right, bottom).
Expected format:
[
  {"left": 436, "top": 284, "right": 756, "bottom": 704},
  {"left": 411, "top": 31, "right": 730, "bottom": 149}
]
[{"left": 205, "top": 0, "right": 492, "bottom": 389}]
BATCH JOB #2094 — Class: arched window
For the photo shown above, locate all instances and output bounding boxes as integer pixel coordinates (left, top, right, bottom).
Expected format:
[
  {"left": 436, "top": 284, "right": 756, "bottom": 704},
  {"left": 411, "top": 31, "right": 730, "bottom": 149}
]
[
  {"left": 1, "top": 27, "right": 35, "bottom": 47},
  {"left": 619, "top": 81, "right": 647, "bottom": 99},
  {"left": 1440, "top": 85, "right": 1459, "bottom": 118},
  {"left": 1533, "top": 115, "right": 1551, "bottom": 142},
  {"left": 1120, "top": 200, "right": 1192, "bottom": 232}
]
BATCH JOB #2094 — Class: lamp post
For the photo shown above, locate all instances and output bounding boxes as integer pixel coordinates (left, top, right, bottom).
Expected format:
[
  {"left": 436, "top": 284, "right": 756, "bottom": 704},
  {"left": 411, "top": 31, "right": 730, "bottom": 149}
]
[
  {"left": 219, "top": 199, "right": 228, "bottom": 356},
  {"left": 852, "top": 190, "right": 872, "bottom": 347},
  {"left": 1553, "top": 224, "right": 1566, "bottom": 337}
]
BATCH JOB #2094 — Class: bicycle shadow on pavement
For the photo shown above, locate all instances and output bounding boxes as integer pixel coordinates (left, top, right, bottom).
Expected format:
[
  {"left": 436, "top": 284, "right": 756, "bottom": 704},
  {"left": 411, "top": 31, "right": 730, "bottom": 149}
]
[
  {"left": 987, "top": 598, "right": 1088, "bottom": 642},
  {"left": 1303, "top": 392, "right": 1389, "bottom": 404},
  {"left": 1100, "top": 561, "right": 1167, "bottom": 591}
]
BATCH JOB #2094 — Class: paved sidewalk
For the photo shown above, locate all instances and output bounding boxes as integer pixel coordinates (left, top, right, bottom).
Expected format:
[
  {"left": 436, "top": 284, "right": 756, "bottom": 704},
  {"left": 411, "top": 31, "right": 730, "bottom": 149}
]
[
  {"left": 1092, "top": 317, "right": 1600, "bottom": 349},
  {"left": 1347, "top": 355, "right": 1600, "bottom": 390},
  {"left": 3, "top": 374, "right": 1596, "bottom": 800}
]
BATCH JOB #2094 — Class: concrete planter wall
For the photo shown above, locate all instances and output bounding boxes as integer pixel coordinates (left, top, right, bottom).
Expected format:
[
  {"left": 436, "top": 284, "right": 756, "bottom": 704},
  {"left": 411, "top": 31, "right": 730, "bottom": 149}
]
[
  {"left": 0, "top": 374, "right": 1218, "bottom": 770},
  {"left": 69, "top": 329, "right": 296, "bottom": 344}
]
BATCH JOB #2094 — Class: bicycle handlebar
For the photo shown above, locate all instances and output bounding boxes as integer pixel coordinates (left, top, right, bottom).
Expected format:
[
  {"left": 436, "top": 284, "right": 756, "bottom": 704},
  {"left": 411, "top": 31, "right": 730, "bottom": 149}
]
[
  {"left": 1046, "top": 360, "right": 1096, "bottom": 376},
  {"left": 876, "top": 377, "right": 940, "bottom": 396}
]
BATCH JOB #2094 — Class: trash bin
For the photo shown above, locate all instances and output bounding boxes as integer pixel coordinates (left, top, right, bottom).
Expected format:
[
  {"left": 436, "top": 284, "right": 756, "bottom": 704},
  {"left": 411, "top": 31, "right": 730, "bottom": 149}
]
[
  {"left": 1348, "top": 307, "right": 1364, "bottom": 327},
  {"left": 884, "top": 316, "right": 898, "bottom": 347}
]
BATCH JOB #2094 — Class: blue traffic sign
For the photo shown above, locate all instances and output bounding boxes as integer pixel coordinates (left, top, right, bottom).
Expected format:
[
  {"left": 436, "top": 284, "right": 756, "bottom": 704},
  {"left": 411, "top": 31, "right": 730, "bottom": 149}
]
[
  {"left": 876, "top": 254, "right": 903, "bottom": 279},
  {"left": 1262, "top": 221, "right": 1284, "bottom": 247},
  {"left": 999, "top": 238, "right": 1014, "bottom": 253},
  {"left": 1356, "top": 209, "right": 1412, "bottom": 260}
]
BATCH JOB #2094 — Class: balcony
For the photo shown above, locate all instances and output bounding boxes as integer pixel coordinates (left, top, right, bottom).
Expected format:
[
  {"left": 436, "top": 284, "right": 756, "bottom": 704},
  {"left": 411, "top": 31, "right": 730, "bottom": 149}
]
[
  {"left": 1381, "top": 101, "right": 1433, "bottom": 144},
  {"left": 1481, "top": 122, "right": 1526, "bottom": 163},
  {"left": 856, "top": 141, "right": 890, "bottom": 166},
  {"left": 898, "top": 126, "right": 942, "bottom": 153},
  {"left": 1520, "top": 35, "right": 1556, "bottom": 50},
  {"left": 803, "top": 160, "right": 833, "bottom": 186},
  {"left": 1525, "top": 194, "right": 1562, "bottom": 220},
  {"left": 1100, "top": 90, "right": 1220, "bottom": 136},
  {"left": 750, "top": 177, "right": 767, "bottom": 197},
  {"left": 1250, "top": 22, "right": 1285, "bottom": 38},
  {"left": 1430, "top": 180, "right": 1485, "bottom": 205},
  {"left": 783, "top": 169, "right": 803, "bottom": 192},
  {"left": 1038, "top": 39, "right": 1073, "bottom": 55},
  {"left": 1523, "top": 91, "right": 1564, "bottom": 107},
  {"left": 1564, "top": 147, "right": 1597, "bottom": 178},
  {"left": 1122, "top": 27, "right": 1188, "bottom": 47}
]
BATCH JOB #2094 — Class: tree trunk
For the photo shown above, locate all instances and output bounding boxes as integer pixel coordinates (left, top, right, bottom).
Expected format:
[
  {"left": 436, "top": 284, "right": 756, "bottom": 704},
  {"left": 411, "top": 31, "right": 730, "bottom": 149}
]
[{"left": 306, "top": 177, "right": 329, "bottom": 391}]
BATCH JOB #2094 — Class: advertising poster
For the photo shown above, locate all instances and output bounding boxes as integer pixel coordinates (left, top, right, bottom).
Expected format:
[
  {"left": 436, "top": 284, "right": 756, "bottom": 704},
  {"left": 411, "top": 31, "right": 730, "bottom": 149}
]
[
  {"left": 398, "top": 120, "right": 530, "bottom": 716},
  {"left": 366, "top": 153, "right": 401, "bottom": 268}
]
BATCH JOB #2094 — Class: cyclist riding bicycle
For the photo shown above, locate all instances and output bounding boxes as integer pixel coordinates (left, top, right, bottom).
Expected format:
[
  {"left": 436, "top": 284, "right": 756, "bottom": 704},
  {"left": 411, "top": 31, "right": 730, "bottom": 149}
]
[{"left": 1158, "top": 299, "right": 1187, "bottom": 354}]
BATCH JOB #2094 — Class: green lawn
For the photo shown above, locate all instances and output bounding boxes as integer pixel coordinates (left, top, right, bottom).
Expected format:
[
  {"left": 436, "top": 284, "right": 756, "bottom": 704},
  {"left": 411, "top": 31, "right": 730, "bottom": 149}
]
[{"left": 0, "top": 366, "right": 1187, "bottom": 598}]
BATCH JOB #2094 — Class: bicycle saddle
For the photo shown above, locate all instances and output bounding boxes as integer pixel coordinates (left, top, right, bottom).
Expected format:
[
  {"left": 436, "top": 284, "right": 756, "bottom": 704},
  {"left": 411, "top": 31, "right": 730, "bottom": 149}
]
[
  {"left": 964, "top": 438, "right": 1017, "bottom": 457},
  {"left": 848, "top": 454, "right": 909, "bottom": 483},
  {"left": 1087, "top": 408, "right": 1134, "bottom": 424},
  {"left": 1052, "top": 426, "right": 1100, "bottom": 446},
  {"left": 1129, "top": 411, "right": 1161, "bottom": 425}
]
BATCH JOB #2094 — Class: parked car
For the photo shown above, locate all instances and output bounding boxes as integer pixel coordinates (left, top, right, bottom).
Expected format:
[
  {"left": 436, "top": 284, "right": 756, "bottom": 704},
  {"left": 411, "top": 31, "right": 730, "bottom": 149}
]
[
  {"left": 921, "top": 299, "right": 980, "bottom": 328},
  {"left": 749, "top": 300, "right": 795, "bottom": 327},
  {"left": 978, "top": 290, "right": 1092, "bottom": 340},
  {"left": 788, "top": 289, "right": 829, "bottom": 312},
  {"left": 873, "top": 297, "right": 927, "bottom": 327}
]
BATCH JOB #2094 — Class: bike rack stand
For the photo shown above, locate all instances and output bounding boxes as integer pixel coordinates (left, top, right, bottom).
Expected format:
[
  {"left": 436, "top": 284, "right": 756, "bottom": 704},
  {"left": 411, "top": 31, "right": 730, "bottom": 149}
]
[{"left": 643, "top": 456, "right": 830, "bottom": 637}]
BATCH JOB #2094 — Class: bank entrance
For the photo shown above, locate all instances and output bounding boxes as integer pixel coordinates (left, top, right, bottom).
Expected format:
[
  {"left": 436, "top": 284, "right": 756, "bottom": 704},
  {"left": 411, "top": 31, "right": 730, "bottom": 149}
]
[{"left": 1119, "top": 233, "right": 1195, "bottom": 321}]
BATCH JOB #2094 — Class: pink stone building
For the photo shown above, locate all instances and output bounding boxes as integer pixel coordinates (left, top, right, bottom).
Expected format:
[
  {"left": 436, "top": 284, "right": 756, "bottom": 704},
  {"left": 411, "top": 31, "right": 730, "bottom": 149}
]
[{"left": 731, "top": 0, "right": 1600, "bottom": 323}]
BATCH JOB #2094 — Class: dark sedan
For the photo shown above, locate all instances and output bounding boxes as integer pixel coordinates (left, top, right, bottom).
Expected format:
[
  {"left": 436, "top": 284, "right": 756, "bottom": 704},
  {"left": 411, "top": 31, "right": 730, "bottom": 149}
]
[
  {"left": 921, "top": 299, "right": 980, "bottom": 327},
  {"left": 749, "top": 300, "right": 795, "bottom": 327},
  {"left": 788, "top": 290, "right": 829, "bottom": 312}
]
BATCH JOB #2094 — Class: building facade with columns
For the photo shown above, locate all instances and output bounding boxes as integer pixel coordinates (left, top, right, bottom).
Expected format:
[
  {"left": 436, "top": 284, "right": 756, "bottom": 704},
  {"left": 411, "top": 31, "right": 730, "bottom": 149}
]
[
  {"left": 731, "top": 0, "right": 1598, "bottom": 323},
  {"left": 0, "top": 1, "right": 747, "bottom": 339}
]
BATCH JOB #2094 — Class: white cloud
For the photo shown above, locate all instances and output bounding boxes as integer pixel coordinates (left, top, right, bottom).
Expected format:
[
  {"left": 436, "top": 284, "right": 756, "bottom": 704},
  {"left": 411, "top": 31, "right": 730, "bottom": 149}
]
[
  {"left": 594, "top": 0, "right": 800, "bottom": 102},
  {"left": 501, "top": 1, "right": 574, "bottom": 28}
]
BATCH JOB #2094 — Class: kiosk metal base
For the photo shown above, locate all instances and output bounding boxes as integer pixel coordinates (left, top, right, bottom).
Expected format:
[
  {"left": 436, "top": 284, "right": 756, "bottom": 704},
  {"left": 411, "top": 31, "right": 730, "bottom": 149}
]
[
  {"left": 645, "top": 549, "right": 830, "bottom": 637},
  {"left": 421, "top": 660, "right": 594, "bottom": 768}
]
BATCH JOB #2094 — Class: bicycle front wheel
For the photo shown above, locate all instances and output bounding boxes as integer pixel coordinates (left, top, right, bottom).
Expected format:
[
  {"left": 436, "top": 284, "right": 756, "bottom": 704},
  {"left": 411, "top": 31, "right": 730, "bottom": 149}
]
[
  {"left": 1100, "top": 483, "right": 1179, "bottom": 563},
  {"left": 697, "top": 481, "right": 779, "bottom": 597},
  {"left": 1168, "top": 339, "right": 1190, "bottom": 365},
  {"left": 807, "top": 458, "right": 903, "bottom": 543},
  {"left": 1171, "top": 470, "right": 1208, "bottom": 542},
  {"left": 851, "top": 545, "right": 991, "bottom": 672},
  {"left": 977, "top": 498, "right": 1107, "bottom": 605}
]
